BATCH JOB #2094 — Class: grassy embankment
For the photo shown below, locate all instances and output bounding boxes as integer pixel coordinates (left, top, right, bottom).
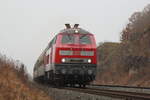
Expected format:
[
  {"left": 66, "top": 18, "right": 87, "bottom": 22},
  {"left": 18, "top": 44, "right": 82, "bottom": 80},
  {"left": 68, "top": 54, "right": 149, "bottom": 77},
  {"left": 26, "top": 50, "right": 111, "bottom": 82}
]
[{"left": 0, "top": 56, "right": 52, "bottom": 100}]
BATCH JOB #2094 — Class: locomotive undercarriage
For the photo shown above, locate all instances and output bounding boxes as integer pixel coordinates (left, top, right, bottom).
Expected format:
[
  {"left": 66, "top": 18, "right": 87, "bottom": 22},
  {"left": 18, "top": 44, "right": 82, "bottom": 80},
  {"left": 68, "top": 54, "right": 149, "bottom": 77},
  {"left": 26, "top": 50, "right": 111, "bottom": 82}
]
[
  {"left": 59, "top": 74, "right": 95, "bottom": 87},
  {"left": 45, "top": 63, "right": 96, "bottom": 87}
]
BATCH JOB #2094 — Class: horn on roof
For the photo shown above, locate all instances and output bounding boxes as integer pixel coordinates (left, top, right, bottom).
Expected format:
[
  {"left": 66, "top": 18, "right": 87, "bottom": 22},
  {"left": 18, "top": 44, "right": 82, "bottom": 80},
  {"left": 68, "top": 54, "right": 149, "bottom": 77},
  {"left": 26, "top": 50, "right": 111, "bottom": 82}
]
[
  {"left": 74, "top": 24, "right": 79, "bottom": 28},
  {"left": 65, "top": 24, "right": 71, "bottom": 29}
]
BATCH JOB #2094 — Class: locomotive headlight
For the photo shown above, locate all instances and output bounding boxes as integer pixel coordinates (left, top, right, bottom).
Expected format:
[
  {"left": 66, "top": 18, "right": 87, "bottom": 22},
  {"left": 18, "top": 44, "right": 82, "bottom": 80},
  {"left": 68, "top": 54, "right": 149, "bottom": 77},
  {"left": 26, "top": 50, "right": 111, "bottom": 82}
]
[
  {"left": 88, "top": 59, "right": 92, "bottom": 63},
  {"left": 61, "top": 58, "right": 66, "bottom": 63},
  {"left": 75, "top": 30, "right": 78, "bottom": 33},
  {"left": 88, "top": 70, "right": 93, "bottom": 75}
]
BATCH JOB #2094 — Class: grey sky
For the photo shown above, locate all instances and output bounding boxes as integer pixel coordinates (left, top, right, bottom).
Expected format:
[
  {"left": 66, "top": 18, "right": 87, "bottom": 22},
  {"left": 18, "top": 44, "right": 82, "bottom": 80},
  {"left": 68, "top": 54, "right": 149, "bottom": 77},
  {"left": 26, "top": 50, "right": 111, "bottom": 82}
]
[{"left": 0, "top": 0, "right": 150, "bottom": 74}]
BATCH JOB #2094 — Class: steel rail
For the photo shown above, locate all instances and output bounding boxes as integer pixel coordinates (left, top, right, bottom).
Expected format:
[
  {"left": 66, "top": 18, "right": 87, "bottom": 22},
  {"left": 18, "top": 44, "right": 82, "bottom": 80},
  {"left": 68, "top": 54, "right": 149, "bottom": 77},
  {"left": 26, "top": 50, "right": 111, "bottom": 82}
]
[
  {"left": 91, "top": 84, "right": 150, "bottom": 90},
  {"left": 62, "top": 87, "right": 150, "bottom": 100}
]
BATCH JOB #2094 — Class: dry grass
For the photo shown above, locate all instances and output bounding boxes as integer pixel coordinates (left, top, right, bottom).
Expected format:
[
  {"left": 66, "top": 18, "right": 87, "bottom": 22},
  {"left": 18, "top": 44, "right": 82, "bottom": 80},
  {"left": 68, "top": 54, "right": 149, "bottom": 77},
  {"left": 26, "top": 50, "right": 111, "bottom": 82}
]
[{"left": 0, "top": 57, "right": 52, "bottom": 100}]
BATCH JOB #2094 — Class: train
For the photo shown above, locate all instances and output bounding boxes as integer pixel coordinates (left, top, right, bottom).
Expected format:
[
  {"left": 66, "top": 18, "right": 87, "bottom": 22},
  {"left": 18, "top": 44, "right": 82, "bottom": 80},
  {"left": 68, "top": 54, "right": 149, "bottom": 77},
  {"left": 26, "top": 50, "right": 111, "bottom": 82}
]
[{"left": 33, "top": 24, "right": 97, "bottom": 87}]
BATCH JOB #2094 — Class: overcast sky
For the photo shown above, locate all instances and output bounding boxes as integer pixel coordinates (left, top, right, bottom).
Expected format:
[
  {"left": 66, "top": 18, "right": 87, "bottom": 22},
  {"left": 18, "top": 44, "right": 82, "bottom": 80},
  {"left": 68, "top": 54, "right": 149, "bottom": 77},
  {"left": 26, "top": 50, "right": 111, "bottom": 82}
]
[{"left": 0, "top": 0, "right": 150, "bottom": 74}]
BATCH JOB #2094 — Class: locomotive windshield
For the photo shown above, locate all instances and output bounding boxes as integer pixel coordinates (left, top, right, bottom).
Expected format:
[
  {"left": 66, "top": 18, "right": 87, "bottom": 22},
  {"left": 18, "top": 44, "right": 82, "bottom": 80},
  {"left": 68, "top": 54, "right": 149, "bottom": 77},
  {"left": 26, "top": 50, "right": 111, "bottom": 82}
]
[
  {"left": 62, "top": 35, "right": 75, "bottom": 44},
  {"left": 79, "top": 35, "right": 91, "bottom": 44},
  {"left": 61, "top": 34, "right": 92, "bottom": 44}
]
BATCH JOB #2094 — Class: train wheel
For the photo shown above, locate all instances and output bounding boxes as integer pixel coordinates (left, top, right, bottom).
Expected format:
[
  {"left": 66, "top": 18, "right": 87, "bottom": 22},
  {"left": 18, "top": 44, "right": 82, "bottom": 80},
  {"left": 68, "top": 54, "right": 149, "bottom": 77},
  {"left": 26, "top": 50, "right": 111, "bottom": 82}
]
[
  {"left": 79, "top": 84, "right": 86, "bottom": 88},
  {"left": 79, "top": 84, "right": 82, "bottom": 88},
  {"left": 83, "top": 84, "right": 86, "bottom": 88}
]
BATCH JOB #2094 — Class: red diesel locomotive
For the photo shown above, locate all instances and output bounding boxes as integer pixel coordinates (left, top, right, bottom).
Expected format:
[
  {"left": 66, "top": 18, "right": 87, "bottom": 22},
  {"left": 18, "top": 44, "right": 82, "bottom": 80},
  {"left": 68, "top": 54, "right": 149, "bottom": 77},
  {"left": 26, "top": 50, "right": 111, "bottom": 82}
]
[{"left": 33, "top": 24, "right": 97, "bottom": 87}]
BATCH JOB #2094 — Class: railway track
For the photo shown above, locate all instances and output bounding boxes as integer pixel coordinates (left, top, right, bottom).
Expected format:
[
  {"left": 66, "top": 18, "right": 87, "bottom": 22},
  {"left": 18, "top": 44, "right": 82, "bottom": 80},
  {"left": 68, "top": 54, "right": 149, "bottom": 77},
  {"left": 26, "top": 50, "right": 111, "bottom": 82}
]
[
  {"left": 34, "top": 82, "right": 150, "bottom": 100},
  {"left": 91, "top": 84, "right": 150, "bottom": 89},
  {"left": 62, "top": 86, "right": 150, "bottom": 100},
  {"left": 90, "top": 84, "right": 150, "bottom": 94}
]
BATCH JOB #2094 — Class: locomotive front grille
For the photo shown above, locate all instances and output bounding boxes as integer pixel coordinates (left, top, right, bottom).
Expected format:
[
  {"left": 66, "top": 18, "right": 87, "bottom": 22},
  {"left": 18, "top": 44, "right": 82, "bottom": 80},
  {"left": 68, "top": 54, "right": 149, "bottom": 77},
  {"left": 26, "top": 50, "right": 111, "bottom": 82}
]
[
  {"left": 65, "top": 58, "right": 88, "bottom": 63},
  {"left": 70, "top": 59, "right": 83, "bottom": 63}
]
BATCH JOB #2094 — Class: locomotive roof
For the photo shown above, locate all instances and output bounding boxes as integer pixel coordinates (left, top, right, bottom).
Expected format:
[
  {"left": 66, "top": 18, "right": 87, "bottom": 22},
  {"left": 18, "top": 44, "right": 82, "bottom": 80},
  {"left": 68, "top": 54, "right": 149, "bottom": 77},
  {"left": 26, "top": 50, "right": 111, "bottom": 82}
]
[{"left": 59, "top": 28, "right": 91, "bottom": 34}]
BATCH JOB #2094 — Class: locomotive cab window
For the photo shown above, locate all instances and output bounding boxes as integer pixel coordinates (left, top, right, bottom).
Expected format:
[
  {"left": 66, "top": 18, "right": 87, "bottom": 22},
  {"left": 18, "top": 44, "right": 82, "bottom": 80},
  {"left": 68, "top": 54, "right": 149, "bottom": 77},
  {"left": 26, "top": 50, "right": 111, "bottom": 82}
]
[
  {"left": 61, "top": 34, "right": 75, "bottom": 44},
  {"left": 79, "top": 35, "right": 91, "bottom": 44}
]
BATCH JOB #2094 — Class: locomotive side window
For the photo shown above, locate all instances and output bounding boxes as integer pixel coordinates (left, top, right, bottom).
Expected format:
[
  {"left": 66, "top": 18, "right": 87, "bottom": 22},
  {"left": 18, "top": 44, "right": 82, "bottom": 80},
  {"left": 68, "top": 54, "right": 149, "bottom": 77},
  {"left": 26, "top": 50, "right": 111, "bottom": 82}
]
[
  {"left": 51, "top": 36, "right": 57, "bottom": 45},
  {"left": 79, "top": 35, "right": 91, "bottom": 44},
  {"left": 62, "top": 35, "right": 75, "bottom": 44},
  {"left": 49, "top": 36, "right": 57, "bottom": 47}
]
